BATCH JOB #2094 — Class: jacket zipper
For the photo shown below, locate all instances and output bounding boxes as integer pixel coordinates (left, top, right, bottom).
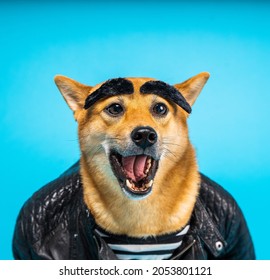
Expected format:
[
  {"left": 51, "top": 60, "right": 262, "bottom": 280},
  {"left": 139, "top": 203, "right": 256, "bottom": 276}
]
[{"left": 170, "top": 239, "right": 196, "bottom": 260}]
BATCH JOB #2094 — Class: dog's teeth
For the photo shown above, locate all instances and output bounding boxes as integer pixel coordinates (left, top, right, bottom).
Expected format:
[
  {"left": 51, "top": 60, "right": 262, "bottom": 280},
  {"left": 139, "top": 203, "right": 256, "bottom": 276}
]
[
  {"left": 145, "top": 180, "right": 153, "bottom": 188},
  {"left": 144, "top": 160, "right": 152, "bottom": 174},
  {"left": 126, "top": 179, "right": 133, "bottom": 189}
]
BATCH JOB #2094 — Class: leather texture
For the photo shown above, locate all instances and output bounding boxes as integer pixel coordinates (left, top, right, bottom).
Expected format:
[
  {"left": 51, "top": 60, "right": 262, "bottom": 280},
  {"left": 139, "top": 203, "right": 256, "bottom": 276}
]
[{"left": 13, "top": 161, "right": 255, "bottom": 260}]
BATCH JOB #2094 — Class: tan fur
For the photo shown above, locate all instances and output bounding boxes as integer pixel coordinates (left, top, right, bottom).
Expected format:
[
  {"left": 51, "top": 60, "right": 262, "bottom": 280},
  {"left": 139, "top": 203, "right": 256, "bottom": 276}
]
[{"left": 55, "top": 73, "right": 210, "bottom": 237}]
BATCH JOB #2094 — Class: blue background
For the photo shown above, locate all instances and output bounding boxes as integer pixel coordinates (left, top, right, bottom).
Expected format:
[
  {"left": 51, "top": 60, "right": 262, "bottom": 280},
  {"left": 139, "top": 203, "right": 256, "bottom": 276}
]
[{"left": 1, "top": 1, "right": 269, "bottom": 259}]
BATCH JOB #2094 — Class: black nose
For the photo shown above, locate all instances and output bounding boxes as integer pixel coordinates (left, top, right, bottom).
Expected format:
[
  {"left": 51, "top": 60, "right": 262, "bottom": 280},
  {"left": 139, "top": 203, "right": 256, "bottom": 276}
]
[{"left": 131, "top": 126, "right": 157, "bottom": 149}]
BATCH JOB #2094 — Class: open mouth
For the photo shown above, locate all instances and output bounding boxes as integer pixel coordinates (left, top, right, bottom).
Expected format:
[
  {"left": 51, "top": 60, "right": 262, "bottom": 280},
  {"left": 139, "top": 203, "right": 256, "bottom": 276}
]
[{"left": 109, "top": 151, "right": 159, "bottom": 198}]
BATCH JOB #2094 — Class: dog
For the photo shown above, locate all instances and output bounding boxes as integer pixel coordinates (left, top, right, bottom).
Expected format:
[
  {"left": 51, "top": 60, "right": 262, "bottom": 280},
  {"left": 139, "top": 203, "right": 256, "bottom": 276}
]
[
  {"left": 54, "top": 73, "right": 209, "bottom": 237},
  {"left": 13, "top": 73, "right": 255, "bottom": 260}
]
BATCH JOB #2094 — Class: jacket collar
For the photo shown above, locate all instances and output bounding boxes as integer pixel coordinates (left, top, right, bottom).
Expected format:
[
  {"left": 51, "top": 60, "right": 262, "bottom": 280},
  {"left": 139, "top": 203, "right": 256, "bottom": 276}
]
[
  {"left": 79, "top": 182, "right": 227, "bottom": 259},
  {"left": 190, "top": 198, "right": 227, "bottom": 258}
]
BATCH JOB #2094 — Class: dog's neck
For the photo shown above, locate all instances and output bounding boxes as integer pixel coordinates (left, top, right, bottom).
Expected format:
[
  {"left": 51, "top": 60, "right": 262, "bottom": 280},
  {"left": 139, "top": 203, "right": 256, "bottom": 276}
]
[{"left": 81, "top": 144, "right": 200, "bottom": 237}]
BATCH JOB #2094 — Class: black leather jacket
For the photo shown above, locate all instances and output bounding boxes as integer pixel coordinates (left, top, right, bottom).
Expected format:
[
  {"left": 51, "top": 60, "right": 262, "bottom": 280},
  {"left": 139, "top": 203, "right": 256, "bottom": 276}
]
[{"left": 13, "top": 162, "right": 255, "bottom": 260}]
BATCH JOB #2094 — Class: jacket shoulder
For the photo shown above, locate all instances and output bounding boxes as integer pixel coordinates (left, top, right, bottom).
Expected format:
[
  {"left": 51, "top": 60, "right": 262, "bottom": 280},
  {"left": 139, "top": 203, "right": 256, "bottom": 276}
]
[
  {"left": 13, "top": 161, "right": 82, "bottom": 259},
  {"left": 199, "top": 173, "right": 237, "bottom": 225},
  {"left": 23, "top": 161, "right": 81, "bottom": 233},
  {"left": 198, "top": 174, "right": 255, "bottom": 259}
]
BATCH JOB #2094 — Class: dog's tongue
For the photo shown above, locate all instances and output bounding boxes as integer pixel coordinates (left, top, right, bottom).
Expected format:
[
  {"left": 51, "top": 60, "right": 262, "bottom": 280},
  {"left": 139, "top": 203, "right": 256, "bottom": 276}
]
[{"left": 122, "top": 155, "right": 148, "bottom": 182}]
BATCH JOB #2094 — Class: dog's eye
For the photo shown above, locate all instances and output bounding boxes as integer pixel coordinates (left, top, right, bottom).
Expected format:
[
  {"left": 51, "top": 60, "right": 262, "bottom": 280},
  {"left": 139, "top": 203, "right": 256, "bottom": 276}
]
[
  {"left": 152, "top": 103, "right": 168, "bottom": 116},
  {"left": 105, "top": 103, "right": 124, "bottom": 116}
]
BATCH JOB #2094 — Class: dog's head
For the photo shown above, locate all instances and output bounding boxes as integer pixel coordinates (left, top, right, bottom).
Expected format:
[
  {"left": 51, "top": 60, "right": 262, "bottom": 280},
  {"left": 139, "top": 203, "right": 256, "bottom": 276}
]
[{"left": 55, "top": 73, "right": 209, "bottom": 201}]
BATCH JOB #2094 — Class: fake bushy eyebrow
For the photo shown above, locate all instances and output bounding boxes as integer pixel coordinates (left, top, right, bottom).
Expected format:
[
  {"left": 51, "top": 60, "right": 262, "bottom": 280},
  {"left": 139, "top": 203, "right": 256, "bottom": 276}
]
[
  {"left": 140, "top": 80, "right": 192, "bottom": 114},
  {"left": 84, "top": 78, "right": 134, "bottom": 109}
]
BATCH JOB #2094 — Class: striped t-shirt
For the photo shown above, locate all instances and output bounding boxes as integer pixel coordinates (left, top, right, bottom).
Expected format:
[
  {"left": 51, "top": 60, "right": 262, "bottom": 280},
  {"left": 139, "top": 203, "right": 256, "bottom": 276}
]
[{"left": 94, "top": 224, "right": 190, "bottom": 260}]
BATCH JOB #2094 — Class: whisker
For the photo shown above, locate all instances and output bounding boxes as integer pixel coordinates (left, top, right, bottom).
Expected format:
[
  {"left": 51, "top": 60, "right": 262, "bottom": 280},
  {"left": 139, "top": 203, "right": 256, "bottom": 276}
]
[
  {"left": 162, "top": 147, "right": 177, "bottom": 158},
  {"left": 106, "top": 137, "right": 125, "bottom": 141},
  {"left": 162, "top": 153, "right": 179, "bottom": 164},
  {"left": 162, "top": 137, "right": 182, "bottom": 147},
  {"left": 162, "top": 142, "right": 182, "bottom": 147}
]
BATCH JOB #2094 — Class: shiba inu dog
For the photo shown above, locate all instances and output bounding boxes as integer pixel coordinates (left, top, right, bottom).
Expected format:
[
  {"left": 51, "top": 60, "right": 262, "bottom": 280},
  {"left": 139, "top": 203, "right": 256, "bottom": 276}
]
[
  {"left": 13, "top": 72, "right": 255, "bottom": 260},
  {"left": 54, "top": 72, "right": 210, "bottom": 237}
]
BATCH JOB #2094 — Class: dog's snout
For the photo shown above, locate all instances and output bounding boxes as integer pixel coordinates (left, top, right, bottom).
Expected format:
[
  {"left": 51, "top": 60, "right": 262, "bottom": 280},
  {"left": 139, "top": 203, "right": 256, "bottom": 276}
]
[{"left": 131, "top": 127, "right": 157, "bottom": 149}]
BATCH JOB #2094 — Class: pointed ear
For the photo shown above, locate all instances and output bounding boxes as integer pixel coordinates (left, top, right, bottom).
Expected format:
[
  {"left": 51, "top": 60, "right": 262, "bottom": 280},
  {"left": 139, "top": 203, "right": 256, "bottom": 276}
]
[
  {"left": 174, "top": 72, "right": 210, "bottom": 106},
  {"left": 54, "top": 75, "right": 93, "bottom": 112}
]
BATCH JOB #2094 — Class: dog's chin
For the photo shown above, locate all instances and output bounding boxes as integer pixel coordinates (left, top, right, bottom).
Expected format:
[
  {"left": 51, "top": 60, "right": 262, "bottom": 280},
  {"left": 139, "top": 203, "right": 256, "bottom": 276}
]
[{"left": 109, "top": 150, "right": 159, "bottom": 200}]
